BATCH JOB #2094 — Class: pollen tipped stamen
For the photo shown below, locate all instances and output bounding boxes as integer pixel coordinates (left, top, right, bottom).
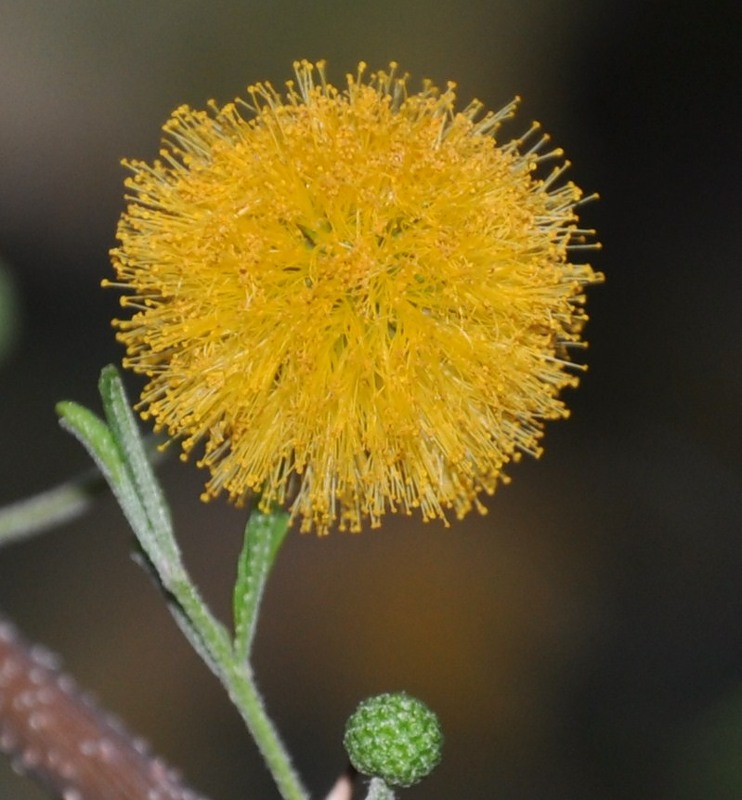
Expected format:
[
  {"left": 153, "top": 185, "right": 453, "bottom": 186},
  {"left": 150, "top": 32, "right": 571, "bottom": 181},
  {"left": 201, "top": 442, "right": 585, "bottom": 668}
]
[{"left": 107, "top": 59, "right": 601, "bottom": 534}]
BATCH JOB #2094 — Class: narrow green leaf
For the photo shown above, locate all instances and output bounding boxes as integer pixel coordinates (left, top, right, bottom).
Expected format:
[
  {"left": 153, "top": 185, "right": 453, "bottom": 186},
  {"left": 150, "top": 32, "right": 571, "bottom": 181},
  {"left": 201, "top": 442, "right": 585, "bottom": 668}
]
[
  {"left": 56, "top": 401, "right": 124, "bottom": 482},
  {"left": 94, "top": 368, "right": 233, "bottom": 668},
  {"left": 98, "top": 365, "right": 174, "bottom": 543},
  {"left": 56, "top": 400, "right": 150, "bottom": 539},
  {"left": 59, "top": 369, "right": 182, "bottom": 587},
  {"left": 233, "top": 508, "right": 291, "bottom": 661}
]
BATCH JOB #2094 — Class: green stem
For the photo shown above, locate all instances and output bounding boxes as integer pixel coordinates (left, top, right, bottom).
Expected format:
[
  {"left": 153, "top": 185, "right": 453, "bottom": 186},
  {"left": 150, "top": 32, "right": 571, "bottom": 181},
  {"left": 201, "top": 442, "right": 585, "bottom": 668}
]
[
  {"left": 226, "top": 661, "right": 308, "bottom": 800},
  {"left": 0, "top": 470, "right": 102, "bottom": 547},
  {"left": 167, "top": 572, "right": 235, "bottom": 676},
  {"left": 170, "top": 574, "right": 308, "bottom": 800},
  {"left": 0, "top": 430, "right": 166, "bottom": 550},
  {"left": 364, "top": 778, "right": 395, "bottom": 800}
]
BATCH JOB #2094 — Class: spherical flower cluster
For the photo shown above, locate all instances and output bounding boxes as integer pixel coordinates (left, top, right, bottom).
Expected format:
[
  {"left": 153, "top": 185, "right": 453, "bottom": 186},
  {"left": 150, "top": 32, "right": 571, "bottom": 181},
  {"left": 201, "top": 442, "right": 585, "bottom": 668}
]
[
  {"left": 108, "top": 60, "right": 602, "bottom": 534},
  {"left": 343, "top": 692, "right": 443, "bottom": 787}
]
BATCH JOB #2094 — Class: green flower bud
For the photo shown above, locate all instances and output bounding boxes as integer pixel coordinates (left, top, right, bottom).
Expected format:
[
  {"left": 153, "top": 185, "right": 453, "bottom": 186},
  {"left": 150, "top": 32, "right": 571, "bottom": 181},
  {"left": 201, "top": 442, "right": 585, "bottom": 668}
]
[{"left": 343, "top": 692, "right": 443, "bottom": 788}]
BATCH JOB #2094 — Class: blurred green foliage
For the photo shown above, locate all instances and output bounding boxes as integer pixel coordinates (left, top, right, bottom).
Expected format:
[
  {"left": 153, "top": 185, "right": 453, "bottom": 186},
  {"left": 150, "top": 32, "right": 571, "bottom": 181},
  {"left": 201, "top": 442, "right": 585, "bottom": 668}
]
[{"left": 0, "top": 262, "right": 21, "bottom": 367}]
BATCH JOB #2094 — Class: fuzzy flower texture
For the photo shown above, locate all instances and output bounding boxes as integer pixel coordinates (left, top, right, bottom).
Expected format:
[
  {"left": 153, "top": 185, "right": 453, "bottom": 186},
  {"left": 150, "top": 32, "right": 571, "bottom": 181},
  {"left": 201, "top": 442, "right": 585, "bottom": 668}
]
[{"left": 108, "top": 60, "right": 602, "bottom": 534}]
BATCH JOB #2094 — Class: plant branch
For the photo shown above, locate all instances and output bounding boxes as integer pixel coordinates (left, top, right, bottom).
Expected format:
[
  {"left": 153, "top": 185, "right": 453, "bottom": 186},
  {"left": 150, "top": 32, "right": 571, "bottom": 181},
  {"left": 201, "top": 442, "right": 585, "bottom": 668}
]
[
  {"left": 0, "top": 612, "right": 209, "bottom": 800},
  {"left": 0, "top": 471, "right": 102, "bottom": 548},
  {"left": 57, "top": 368, "right": 309, "bottom": 800}
]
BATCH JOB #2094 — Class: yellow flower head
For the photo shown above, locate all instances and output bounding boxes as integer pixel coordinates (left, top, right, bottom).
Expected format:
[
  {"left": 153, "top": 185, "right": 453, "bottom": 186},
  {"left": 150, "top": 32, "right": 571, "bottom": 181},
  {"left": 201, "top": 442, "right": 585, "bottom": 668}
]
[{"left": 108, "top": 60, "right": 602, "bottom": 534}]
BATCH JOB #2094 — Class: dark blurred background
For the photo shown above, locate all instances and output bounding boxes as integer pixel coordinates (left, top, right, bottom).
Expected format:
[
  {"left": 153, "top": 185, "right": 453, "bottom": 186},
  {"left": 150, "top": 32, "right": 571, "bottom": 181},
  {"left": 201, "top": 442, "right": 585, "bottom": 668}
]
[{"left": 1, "top": 1, "right": 741, "bottom": 798}]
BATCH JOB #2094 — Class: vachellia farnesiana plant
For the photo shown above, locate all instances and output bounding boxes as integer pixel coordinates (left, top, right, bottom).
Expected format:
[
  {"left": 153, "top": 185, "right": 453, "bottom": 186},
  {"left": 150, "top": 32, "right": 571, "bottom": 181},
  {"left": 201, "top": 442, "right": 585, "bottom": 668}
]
[{"left": 0, "top": 60, "right": 602, "bottom": 800}]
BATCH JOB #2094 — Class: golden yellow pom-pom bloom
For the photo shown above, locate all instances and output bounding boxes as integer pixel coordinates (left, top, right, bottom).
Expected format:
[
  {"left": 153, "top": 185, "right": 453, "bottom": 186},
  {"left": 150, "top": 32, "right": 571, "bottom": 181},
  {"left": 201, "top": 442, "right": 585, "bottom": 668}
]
[{"left": 107, "top": 60, "right": 602, "bottom": 534}]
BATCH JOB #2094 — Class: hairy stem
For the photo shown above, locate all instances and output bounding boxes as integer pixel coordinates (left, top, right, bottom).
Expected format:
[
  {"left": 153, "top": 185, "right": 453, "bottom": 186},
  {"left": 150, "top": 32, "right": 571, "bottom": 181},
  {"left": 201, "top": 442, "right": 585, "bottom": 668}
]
[
  {"left": 0, "top": 472, "right": 102, "bottom": 549},
  {"left": 224, "top": 661, "right": 307, "bottom": 800},
  {"left": 364, "top": 778, "right": 395, "bottom": 800},
  {"left": 170, "top": 574, "right": 308, "bottom": 800}
]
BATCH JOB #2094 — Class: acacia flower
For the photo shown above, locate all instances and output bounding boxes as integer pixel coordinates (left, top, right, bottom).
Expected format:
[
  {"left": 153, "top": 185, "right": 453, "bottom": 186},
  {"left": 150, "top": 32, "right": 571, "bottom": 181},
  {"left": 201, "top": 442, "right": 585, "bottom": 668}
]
[{"left": 107, "top": 60, "right": 602, "bottom": 534}]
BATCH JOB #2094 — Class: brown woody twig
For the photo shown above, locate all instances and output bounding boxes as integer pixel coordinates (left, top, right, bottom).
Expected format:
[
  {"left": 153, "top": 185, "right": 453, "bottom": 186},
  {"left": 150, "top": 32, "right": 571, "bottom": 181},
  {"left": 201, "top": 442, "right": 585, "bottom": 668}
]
[{"left": 0, "top": 612, "right": 209, "bottom": 800}]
